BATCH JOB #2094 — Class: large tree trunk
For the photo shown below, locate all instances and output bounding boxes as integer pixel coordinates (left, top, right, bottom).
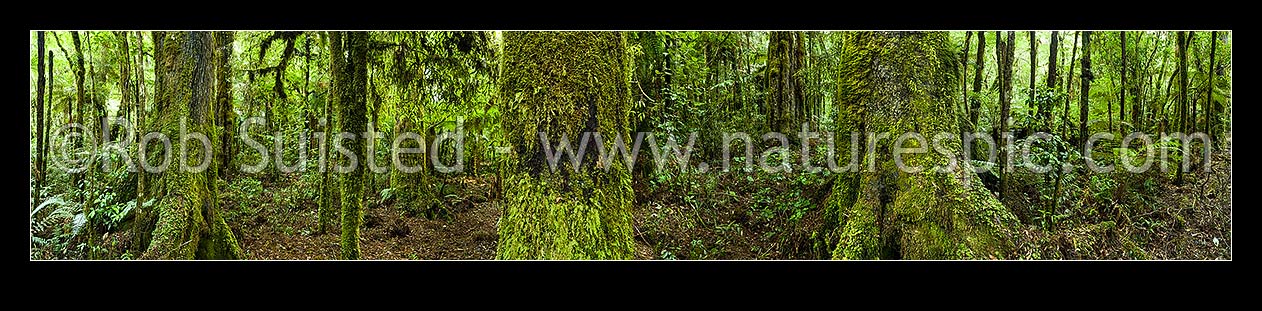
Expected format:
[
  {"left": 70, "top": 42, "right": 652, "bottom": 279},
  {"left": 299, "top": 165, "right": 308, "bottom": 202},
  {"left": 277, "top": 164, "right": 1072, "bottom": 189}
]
[
  {"left": 337, "top": 31, "right": 369, "bottom": 259},
  {"left": 826, "top": 32, "right": 1020, "bottom": 259},
  {"left": 141, "top": 31, "right": 242, "bottom": 259},
  {"left": 765, "top": 32, "right": 807, "bottom": 137},
  {"left": 1079, "top": 32, "right": 1092, "bottom": 148},
  {"left": 35, "top": 32, "right": 46, "bottom": 204},
  {"left": 497, "top": 32, "right": 635, "bottom": 259}
]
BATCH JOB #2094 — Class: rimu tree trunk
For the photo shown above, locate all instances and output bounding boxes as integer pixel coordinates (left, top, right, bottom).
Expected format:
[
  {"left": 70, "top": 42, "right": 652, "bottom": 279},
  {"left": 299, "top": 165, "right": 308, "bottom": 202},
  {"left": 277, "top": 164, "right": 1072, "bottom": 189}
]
[
  {"left": 496, "top": 32, "right": 636, "bottom": 259},
  {"left": 141, "top": 31, "right": 242, "bottom": 259},
  {"left": 826, "top": 32, "right": 1020, "bottom": 259}
]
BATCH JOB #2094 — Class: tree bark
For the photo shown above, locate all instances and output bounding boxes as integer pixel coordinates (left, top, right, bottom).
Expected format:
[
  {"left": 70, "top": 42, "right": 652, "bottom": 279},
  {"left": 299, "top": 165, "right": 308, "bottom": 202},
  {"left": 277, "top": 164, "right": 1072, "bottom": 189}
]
[
  {"left": 35, "top": 31, "right": 46, "bottom": 203},
  {"left": 72, "top": 32, "right": 86, "bottom": 188},
  {"left": 962, "top": 31, "right": 972, "bottom": 118},
  {"left": 998, "top": 31, "right": 1015, "bottom": 199},
  {"left": 336, "top": 31, "right": 369, "bottom": 259},
  {"left": 1205, "top": 31, "right": 1218, "bottom": 145},
  {"left": 44, "top": 50, "right": 53, "bottom": 191},
  {"left": 1079, "top": 31, "right": 1092, "bottom": 149},
  {"left": 1044, "top": 31, "right": 1059, "bottom": 130},
  {"left": 970, "top": 31, "right": 985, "bottom": 131},
  {"left": 1176, "top": 31, "right": 1188, "bottom": 184},
  {"left": 1121, "top": 32, "right": 1128, "bottom": 128},
  {"left": 114, "top": 32, "right": 132, "bottom": 142},
  {"left": 1065, "top": 32, "right": 1079, "bottom": 136},
  {"left": 320, "top": 31, "right": 341, "bottom": 234},
  {"left": 1028, "top": 31, "right": 1037, "bottom": 128},
  {"left": 766, "top": 32, "right": 807, "bottom": 137},
  {"left": 827, "top": 32, "right": 1019, "bottom": 259},
  {"left": 497, "top": 32, "right": 636, "bottom": 259},
  {"left": 141, "top": 31, "right": 242, "bottom": 259},
  {"left": 214, "top": 32, "right": 235, "bottom": 179}
]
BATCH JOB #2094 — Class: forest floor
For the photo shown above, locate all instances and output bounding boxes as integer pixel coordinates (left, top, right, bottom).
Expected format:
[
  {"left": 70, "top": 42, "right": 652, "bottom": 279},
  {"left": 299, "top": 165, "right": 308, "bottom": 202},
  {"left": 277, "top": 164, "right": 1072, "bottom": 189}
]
[{"left": 199, "top": 150, "right": 1230, "bottom": 260}]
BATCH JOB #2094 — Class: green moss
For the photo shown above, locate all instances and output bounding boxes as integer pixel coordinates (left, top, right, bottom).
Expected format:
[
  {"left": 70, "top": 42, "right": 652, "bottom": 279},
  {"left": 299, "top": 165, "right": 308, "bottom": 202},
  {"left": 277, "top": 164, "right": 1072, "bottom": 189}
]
[{"left": 496, "top": 32, "right": 636, "bottom": 259}]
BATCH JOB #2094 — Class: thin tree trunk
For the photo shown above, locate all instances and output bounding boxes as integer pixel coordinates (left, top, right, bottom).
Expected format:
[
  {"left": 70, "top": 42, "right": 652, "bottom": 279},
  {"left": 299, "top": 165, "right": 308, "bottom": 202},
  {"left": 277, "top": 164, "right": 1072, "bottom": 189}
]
[
  {"left": 113, "top": 32, "right": 132, "bottom": 177},
  {"left": 998, "top": 31, "right": 1015, "bottom": 199},
  {"left": 1079, "top": 31, "right": 1092, "bottom": 149},
  {"left": 1176, "top": 31, "right": 1188, "bottom": 184},
  {"left": 44, "top": 50, "right": 53, "bottom": 191},
  {"left": 35, "top": 31, "right": 46, "bottom": 203},
  {"left": 1206, "top": 31, "right": 1218, "bottom": 145},
  {"left": 71, "top": 32, "right": 86, "bottom": 189},
  {"left": 214, "top": 32, "right": 235, "bottom": 179},
  {"left": 1065, "top": 32, "right": 1079, "bottom": 137},
  {"left": 339, "top": 31, "right": 369, "bottom": 260},
  {"left": 1045, "top": 31, "right": 1059, "bottom": 131},
  {"left": 320, "top": 31, "right": 341, "bottom": 234},
  {"left": 962, "top": 31, "right": 972, "bottom": 117},
  {"left": 970, "top": 31, "right": 986, "bottom": 131},
  {"left": 1121, "top": 32, "right": 1128, "bottom": 128},
  {"left": 1028, "top": 31, "right": 1037, "bottom": 128}
]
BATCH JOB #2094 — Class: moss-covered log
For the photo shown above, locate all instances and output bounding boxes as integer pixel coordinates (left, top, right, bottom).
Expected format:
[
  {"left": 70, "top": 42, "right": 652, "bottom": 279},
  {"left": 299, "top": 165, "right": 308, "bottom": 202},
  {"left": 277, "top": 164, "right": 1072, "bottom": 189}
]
[
  {"left": 140, "top": 31, "right": 242, "bottom": 260},
  {"left": 825, "top": 32, "right": 1020, "bottom": 260},
  {"left": 496, "top": 32, "right": 636, "bottom": 259}
]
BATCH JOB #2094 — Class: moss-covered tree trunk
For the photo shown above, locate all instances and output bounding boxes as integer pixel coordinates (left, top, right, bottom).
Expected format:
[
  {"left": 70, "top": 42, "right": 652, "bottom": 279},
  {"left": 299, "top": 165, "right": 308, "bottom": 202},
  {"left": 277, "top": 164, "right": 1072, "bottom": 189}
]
[
  {"left": 70, "top": 32, "right": 86, "bottom": 191},
  {"left": 319, "top": 31, "right": 342, "bottom": 234},
  {"left": 825, "top": 32, "right": 1020, "bottom": 260},
  {"left": 320, "top": 30, "right": 345, "bottom": 232},
  {"left": 496, "top": 31, "right": 635, "bottom": 259},
  {"left": 766, "top": 32, "right": 807, "bottom": 136},
  {"left": 338, "top": 31, "right": 369, "bottom": 259},
  {"left": 141, "top": 31, "right": 242, "bottom": 260},
  {"left": 214, "top": 31, "right": 235, "bottom": 179}
]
